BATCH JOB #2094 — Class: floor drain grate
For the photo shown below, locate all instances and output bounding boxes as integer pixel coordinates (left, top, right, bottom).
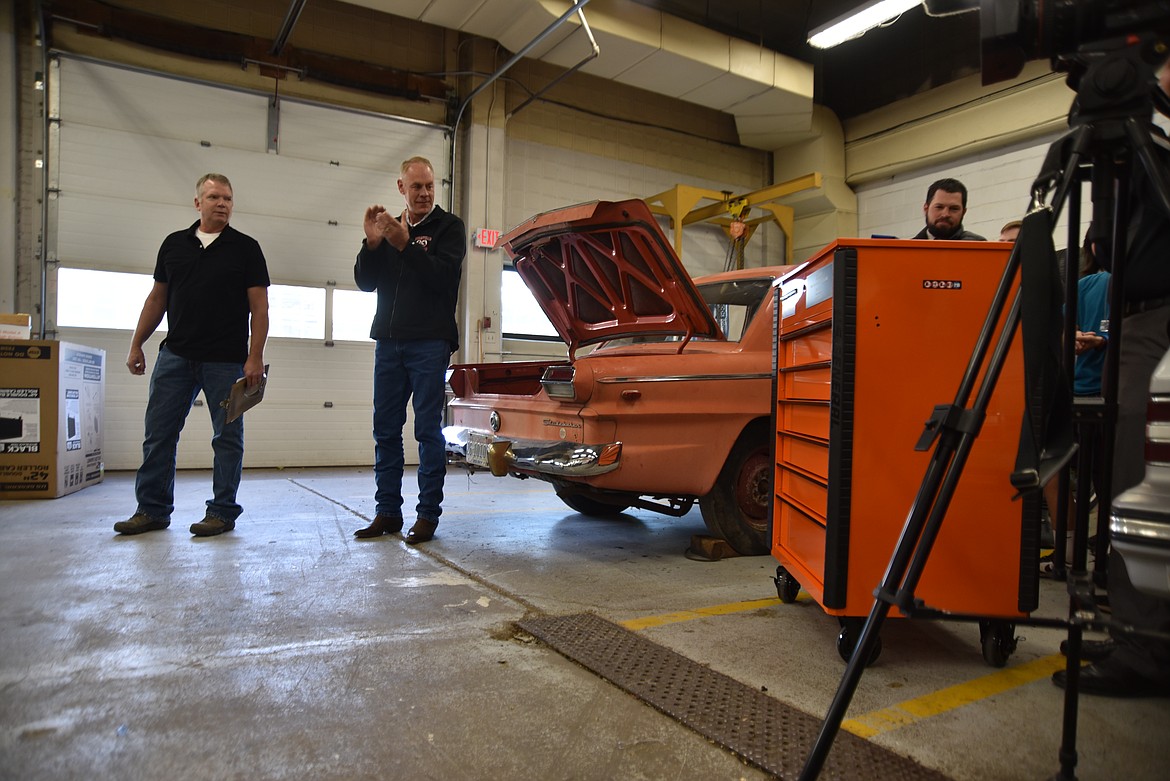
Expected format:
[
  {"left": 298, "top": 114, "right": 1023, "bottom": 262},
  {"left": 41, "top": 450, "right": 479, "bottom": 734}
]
[{"left": 518, "top": 612, "right": 952, "bottom": 781}]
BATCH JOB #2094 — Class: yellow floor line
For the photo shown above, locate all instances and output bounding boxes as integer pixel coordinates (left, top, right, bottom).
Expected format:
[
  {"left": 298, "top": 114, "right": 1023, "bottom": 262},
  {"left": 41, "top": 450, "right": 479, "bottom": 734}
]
[
  {"left": 621, "top": 599, "right": 1074, "bottom": 741},
  {"left": 621, "top": 599, "right": 1073, "bottom": 741},
  {"left": 842, "top": 654, "right": 1070, "bottom": 738},
  {"left": 619, "top": 595, "right": 810, "bottom": 631}
]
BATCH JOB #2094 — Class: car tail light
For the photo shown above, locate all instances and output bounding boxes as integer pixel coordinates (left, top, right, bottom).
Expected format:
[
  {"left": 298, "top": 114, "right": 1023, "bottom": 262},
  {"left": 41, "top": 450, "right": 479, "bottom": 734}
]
[
  {"left": 597, "top": 442, "right": 622, "bottom": 467},
  {"left": 1147, "top": 393, "right": 1170, "bottom": 465},
  {"left": 541, "top": 364, "right": 576, "bottom": 400},
  {"left": 447, "top": 367, "right": 470, "bottom": 398}
]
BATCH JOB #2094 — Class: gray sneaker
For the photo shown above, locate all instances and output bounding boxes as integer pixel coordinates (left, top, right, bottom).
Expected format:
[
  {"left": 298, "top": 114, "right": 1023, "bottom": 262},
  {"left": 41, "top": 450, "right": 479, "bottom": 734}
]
[
  {"left": 190, "top": 515, "right": 235, "bottom": 537},
  {"left": 114, "top": 513, "right": 170, "bottom": 535}
]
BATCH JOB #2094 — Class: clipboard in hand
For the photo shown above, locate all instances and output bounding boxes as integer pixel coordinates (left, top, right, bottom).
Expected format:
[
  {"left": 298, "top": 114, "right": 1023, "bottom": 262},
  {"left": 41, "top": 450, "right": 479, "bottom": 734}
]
[{"left": 221, "top": 365, "right": 270, "bottom": 423}]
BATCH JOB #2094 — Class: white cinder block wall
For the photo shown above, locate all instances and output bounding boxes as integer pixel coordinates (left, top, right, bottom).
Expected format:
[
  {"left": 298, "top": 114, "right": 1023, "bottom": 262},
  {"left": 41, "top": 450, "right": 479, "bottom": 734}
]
[{"left": 856, "top": 134, "right": 1077, "bottom": 245}]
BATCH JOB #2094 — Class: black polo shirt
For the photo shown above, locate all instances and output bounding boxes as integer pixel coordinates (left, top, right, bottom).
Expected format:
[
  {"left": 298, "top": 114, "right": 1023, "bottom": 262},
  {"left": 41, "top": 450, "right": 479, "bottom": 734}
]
[{"left": 154, "top": 221, "right": 270, "bottom": 363}]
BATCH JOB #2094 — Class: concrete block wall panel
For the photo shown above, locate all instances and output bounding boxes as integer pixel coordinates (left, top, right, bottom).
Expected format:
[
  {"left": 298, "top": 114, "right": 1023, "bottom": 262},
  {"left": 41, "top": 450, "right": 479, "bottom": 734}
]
[{"left": 854, "top": 136, "right": 1075, "bottom": 244}]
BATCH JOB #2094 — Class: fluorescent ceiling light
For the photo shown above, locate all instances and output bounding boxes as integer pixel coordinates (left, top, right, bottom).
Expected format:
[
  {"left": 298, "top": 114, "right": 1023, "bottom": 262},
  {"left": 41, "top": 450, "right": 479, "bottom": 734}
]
[{"left": 807, "top": 0, "right": 921, "bottom": 49}]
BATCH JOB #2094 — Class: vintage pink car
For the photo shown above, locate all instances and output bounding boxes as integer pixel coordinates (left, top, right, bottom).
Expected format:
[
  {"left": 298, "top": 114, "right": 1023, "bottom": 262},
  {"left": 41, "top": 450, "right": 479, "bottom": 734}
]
[{"left": 443, "top": 199, "right": 792, "bottom": 554}]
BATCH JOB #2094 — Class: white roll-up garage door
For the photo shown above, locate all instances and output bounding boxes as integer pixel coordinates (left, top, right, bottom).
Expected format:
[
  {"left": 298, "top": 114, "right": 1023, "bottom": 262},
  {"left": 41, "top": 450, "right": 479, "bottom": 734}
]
[{"left": 50, "top": 56, "right": 451, "bottom": 470}]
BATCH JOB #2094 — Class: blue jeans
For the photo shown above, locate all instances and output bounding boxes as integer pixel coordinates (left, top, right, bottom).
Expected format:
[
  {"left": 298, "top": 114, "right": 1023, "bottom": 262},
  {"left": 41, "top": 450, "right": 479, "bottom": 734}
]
[
  {"left": 135, "top": 346, "right": 245, "bottom": 522},
  {"left": 373, "top": 338, "right": 450, "bottom": 521}
]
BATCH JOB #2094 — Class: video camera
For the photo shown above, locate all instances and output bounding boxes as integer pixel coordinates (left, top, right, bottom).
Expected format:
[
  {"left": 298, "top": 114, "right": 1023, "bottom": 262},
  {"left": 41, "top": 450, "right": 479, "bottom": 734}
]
[{"left": 926, "top": 0, "right": 1170, "bottom": 83}]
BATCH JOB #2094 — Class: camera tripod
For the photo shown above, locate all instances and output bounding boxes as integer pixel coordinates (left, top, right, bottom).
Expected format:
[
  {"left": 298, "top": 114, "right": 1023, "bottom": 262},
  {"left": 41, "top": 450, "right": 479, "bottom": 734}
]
[{"left": 797, "top": 36, "right": 1170, "bottom": 781}]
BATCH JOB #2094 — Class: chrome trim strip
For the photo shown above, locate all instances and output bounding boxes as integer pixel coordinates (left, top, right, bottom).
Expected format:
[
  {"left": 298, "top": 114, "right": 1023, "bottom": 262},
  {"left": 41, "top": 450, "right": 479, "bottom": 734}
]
[
  {"left": 1111, "top": 515, "right": 1170, "bottom": 544},
  {"left": 597, "top": 373, "right": 773, "bottom": 383}
]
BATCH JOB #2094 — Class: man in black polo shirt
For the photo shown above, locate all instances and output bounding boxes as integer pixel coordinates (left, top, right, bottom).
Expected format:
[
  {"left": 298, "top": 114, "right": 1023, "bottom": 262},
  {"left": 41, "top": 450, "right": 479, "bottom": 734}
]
[{"left": 114, "top": 173, "right": 270, "bottom": 538}]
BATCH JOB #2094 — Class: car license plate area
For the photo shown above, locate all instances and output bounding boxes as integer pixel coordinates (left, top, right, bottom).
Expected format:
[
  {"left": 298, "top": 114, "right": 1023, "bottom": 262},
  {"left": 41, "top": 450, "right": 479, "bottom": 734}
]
[{"left": 467, "top": 433, "right": 492, "bottom": 468}]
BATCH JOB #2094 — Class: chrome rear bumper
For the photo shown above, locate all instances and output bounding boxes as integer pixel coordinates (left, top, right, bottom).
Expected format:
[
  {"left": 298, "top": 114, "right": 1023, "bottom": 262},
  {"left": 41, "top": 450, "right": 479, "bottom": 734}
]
[
  {"left": 1111, "top": 485, "right": 1170, "bottom": 600},
  {"left": 443, "top": 425, "right": 621, "bottom": 478}
]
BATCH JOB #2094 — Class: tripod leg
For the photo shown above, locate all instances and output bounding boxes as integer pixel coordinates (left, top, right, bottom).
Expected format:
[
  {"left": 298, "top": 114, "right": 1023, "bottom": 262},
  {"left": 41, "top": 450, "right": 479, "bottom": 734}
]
[
  {"left": 799, "top": 598, "right": 894, "bottom": 781},
  {"left": 1048, "top": 468, "right": 1071, "bottom": 579},
  {"left": 1049, "top": 415, "right": 1104, "bottom": 781},
  {"left": 799, "top": 445, "right": 961, "bottom": 779},
  {"left": 1090, "top": 412, "right": 1111, "bottom": 588},
  {"left": 1055, "top": 626, "right": 1083, "bottom": 781}
]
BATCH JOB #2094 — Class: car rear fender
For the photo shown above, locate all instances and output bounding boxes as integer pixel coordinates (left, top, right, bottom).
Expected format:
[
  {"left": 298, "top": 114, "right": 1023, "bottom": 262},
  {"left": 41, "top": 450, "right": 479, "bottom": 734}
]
[{"left": 579, "top": 415, "right": 769, "bottom": 497}]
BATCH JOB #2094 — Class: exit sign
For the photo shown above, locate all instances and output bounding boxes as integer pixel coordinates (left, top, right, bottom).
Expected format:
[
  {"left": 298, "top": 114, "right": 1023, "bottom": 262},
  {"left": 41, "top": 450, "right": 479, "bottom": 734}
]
[{"left": 474, "top": 228, "right": 501, "bottom": 249}]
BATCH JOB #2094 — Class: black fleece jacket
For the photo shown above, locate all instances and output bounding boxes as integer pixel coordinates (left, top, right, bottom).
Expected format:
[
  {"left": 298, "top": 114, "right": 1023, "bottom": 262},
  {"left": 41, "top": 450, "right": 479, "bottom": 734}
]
[{"left": 354, "top": 205, "right": 466, "bottom": 352}]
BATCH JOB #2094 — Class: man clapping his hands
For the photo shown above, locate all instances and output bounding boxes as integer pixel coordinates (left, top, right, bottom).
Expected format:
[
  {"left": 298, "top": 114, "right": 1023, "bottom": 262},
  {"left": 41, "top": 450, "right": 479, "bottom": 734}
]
[{"left": 353, "top": 156, "right": 466, "bottom": 544}]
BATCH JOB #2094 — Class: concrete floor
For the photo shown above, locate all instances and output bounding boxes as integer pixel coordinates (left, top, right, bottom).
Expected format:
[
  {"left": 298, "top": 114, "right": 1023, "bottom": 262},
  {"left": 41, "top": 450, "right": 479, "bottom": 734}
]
[{"left": 1, "top": 467, "right": 1167, "bottom": 781}]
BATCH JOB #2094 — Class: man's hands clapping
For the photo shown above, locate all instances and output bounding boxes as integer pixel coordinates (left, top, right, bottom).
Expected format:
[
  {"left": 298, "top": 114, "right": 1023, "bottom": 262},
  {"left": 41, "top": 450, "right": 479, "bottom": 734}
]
[{"left": 363, "top": 204, "right": 409, "bottom": 251}]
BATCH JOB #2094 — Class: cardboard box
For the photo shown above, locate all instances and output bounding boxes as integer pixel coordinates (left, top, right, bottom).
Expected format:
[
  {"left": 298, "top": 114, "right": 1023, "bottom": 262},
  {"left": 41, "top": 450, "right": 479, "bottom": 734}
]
[
  {"left": 0, "top": 314, "right": 32, "bottom": 340},
  {"left": 0, "top": 340, "right": 105, "bottom": 498}
]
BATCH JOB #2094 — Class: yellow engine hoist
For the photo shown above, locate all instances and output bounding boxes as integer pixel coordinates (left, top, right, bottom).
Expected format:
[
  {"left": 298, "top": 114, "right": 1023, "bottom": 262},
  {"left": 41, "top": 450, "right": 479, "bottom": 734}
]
[{"left": 643, "top": 173, "right": 822, "bottom": 269}]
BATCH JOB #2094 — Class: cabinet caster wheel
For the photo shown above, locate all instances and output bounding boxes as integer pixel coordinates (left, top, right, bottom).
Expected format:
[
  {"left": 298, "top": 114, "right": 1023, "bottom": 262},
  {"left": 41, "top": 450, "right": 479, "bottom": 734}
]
[
  {"left": 837, "top": 618, "right": 882, "bottom": 665},
  {"left": 979, "top": 619, "right": 1017, "bottom": 667},
  {"left": 774, "top": 566, "right": 800, "bottom": 603}
]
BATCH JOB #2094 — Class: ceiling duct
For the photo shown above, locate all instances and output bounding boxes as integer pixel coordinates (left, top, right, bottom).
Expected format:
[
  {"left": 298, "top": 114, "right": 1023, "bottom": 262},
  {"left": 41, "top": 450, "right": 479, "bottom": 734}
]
[{"left": 343, "top": 0, "right": 815, "bottom": 150}]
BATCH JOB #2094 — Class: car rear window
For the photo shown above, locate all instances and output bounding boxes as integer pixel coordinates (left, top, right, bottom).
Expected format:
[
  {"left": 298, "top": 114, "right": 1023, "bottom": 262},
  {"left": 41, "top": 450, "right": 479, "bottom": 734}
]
[{"left": 699, "top": 278, "right": 772, "bottom": 342}]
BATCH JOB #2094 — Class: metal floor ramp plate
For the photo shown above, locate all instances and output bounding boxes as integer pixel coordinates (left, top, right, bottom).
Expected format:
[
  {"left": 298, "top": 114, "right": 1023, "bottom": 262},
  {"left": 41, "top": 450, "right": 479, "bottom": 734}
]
[{"left": 518, "top": 612, "right": 952, "bottom": 781}]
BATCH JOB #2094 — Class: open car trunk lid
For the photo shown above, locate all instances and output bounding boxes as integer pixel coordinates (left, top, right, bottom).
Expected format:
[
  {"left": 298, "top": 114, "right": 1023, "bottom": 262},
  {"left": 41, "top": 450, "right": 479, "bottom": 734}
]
[{"left": 500, "top": 199, "right": 723, "bottom": 358}]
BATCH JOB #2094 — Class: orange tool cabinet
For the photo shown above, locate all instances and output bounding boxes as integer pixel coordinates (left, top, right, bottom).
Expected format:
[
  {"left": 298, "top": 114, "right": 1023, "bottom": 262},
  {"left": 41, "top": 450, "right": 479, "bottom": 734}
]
[{"left": 771, "top": 239, "right": 1041, "bottom": 664}]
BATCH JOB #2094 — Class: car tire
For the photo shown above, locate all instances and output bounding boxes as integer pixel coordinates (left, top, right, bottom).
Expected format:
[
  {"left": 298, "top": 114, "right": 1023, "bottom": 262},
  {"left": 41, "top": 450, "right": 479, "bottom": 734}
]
[
  {"left": 699, "top": 420, "right": 771, "bottom": 555},
  {"left": 555, "top": 488, "right": 631, "bottom": 517}
]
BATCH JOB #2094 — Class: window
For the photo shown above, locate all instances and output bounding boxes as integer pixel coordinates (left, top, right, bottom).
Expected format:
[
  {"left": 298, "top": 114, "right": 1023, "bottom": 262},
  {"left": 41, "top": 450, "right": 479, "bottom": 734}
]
[
  {"left": 332, "top": 288, "right": 378, "bottom": 342},
  {"left": 697, "top": 278, "right": 771, "bottom": 342},
  {"left": 502, "top": 266, "right": 558, "bottom": 339},
  {"left": 57, "top": 268, "right": 164, "bottom": 330},
  {"left": 268, "top": 284, "right": 325, "bottom": 340},
  {"left": 57, "top": 269, "right": 327, "bottom": 340}
]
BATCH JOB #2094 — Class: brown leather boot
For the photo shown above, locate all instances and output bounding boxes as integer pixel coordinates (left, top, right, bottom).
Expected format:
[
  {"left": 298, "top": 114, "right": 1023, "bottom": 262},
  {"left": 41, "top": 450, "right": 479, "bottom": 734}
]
[
  {"left": 404, "top": 518, "right": 438, "bottom": 544},
  {"left": 354, "top": 514, "right": 404, "bottom": 538}
]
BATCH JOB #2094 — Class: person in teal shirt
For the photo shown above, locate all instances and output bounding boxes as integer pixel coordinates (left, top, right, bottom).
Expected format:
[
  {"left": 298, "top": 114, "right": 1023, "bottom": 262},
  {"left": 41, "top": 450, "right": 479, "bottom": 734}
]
[{"left": 1072, "top": 247, "right": 1109, "bottom": 395}]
